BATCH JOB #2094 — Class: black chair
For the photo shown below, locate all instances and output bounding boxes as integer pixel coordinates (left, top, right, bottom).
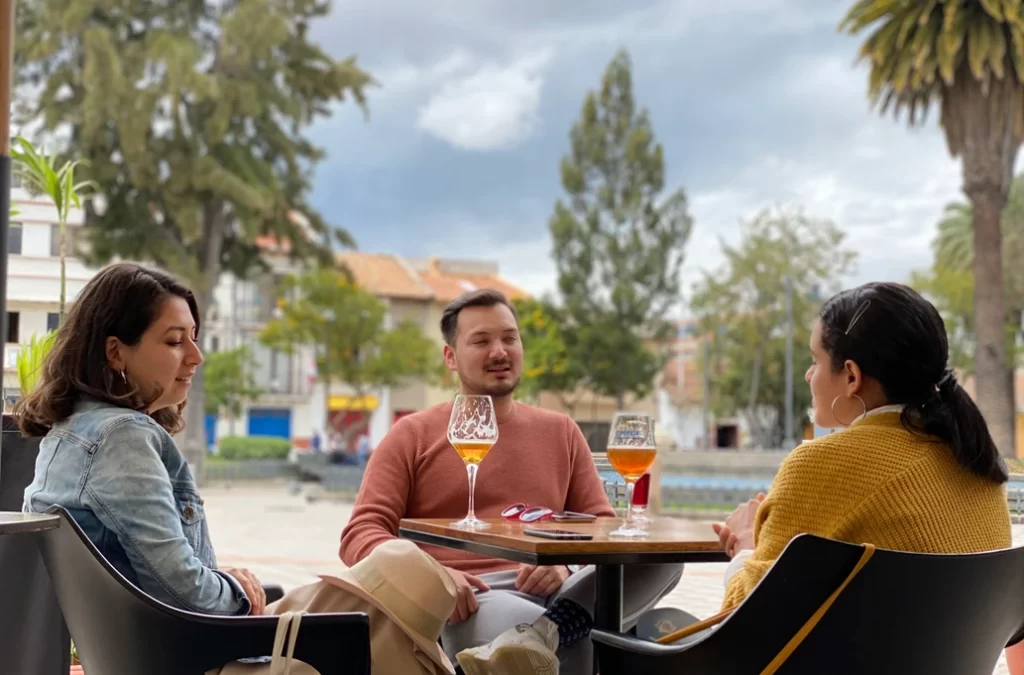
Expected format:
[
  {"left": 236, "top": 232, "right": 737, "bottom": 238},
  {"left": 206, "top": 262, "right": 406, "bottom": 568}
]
[
  {"left": 592, "top": 534, "right": 1024, "bottom": 674},
  {"left": 264, "top": 584, "right": 285, "bottom": 604},
  {"left": 37, "top": 506, "right": 371, "bottom": 675}
]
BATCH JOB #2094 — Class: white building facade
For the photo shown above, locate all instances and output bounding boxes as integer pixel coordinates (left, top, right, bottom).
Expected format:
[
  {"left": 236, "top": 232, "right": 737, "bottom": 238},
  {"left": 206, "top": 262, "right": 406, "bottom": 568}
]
[{"left": 5, "top": 187, "right": 316, "bottom": 449}]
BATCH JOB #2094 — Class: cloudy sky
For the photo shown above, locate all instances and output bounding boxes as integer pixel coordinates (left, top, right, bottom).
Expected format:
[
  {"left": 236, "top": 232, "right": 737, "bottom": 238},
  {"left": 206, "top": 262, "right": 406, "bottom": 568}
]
[{"left": 305, "top": 0, "right": 968, "bottom": 305}]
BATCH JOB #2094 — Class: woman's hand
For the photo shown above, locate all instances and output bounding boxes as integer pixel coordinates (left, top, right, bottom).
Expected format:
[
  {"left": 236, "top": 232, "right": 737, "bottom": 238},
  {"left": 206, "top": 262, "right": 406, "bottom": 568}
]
[
  {"left": 713, "top": 492, "right": 765, "bottom": 557},
  {"left": 223, "top": 567, "right": 266, "bottom": 615}
]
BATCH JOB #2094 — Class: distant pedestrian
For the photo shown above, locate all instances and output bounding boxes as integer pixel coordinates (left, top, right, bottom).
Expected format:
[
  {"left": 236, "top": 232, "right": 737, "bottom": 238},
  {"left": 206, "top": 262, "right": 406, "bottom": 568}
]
[{"left": 356, "top": 433, "right": 371, "bottom": 465}]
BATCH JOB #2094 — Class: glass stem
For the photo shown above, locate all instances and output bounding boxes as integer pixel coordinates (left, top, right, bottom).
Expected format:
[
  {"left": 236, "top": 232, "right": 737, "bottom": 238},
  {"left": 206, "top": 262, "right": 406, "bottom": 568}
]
[
  {"left": 466, "top": 463, "right": 479, "bottom": 520},
  {"left": 624, "top": 480, "right": 636, "bottom": 528}
]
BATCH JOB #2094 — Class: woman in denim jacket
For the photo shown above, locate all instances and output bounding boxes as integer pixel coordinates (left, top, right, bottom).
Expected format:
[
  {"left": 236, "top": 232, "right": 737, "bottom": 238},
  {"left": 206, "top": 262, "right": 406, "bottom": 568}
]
[{"left": 20, "top": 263, "right": 263, "bottom": 616}]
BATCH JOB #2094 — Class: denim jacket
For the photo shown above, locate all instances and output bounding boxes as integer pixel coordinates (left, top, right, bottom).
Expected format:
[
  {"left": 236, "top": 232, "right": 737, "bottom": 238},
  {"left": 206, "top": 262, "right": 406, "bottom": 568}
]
[{"left": 24, "top": 399, "right": 250, "bottom": 615}]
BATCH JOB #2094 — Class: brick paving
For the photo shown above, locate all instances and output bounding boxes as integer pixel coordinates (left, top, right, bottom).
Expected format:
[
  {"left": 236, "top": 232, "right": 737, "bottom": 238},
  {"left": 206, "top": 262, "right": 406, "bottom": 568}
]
[{"left": 202, "top": 484, "right": 1020, "bottom": 674}]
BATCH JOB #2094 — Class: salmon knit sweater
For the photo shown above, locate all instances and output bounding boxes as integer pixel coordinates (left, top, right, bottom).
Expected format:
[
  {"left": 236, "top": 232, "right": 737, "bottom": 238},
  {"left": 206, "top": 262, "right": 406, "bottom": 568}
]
[
  {"left": 724, "top": 412, "right": 1012, "bottom": 609},
  {"left": 340, "top": 401, "right": 616, "bottom": 575}
]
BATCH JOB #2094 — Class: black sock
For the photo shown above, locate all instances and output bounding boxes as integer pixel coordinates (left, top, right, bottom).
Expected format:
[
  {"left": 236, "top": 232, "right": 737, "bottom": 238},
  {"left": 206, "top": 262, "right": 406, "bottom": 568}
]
[{"left": 540, "top": 598, "right": 594, "bottom": 649}]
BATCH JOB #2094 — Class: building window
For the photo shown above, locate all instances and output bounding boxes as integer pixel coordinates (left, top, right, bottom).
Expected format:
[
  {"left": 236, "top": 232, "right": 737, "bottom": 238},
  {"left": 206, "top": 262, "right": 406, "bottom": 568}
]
[
  {"left": 6, "top": 312, "right": 19, "bottom": 344},
  {"left": 46, "top": 313, "right": 60, "bottom": 332},
  {"left": 209, "top": 335, "right": 220, "bottom": 352},
  {"left": 50, "top": 224, "right": 74, "bottom": 258},
  {"left": 11, "top": 172, "right": 21, "bottom": 189},
  {"left": 8, "top": 224, "right": 21, "bottom": 256}
]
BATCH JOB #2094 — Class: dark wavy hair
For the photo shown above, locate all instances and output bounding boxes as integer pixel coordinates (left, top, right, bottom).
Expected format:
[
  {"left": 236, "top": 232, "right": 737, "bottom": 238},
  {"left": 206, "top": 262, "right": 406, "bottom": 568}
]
[
  {"left": 820, "top": 282, "right": 1007, "bottom": 484},
  {"left": 15, "top": 263, "right": 200, "bottom": 438}
]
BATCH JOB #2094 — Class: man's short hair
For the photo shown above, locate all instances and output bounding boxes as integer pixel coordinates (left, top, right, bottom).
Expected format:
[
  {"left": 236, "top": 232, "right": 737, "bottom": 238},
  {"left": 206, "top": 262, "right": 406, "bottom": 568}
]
[{"left": 440, "top": 289, "right": 518, "bottom": 346}]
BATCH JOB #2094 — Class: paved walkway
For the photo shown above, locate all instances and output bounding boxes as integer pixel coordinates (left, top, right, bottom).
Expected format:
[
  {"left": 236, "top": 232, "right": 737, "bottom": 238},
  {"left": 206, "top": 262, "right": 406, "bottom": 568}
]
[{"left": 202, "top": 484, "right": 1020, "bottom": 674}]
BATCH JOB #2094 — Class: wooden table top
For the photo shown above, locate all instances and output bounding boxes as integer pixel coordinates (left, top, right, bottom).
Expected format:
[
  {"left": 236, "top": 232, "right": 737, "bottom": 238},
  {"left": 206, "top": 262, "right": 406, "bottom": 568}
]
[
  {"left": 0, "top": 512, "right": 60, "bottom": 535},
  {"left": 399, "top": 517, "right": 728, "bottom": 565}
]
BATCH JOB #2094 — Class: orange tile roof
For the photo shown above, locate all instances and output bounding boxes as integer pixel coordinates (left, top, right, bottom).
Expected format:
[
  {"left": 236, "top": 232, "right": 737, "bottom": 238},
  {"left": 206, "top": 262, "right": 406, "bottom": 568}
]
[
  {"left": 417, "top": 272, "right": 529, "bottom": 303},
  {"left": 413, "top": 258, "right": 529, "bottom": 303},
  {"left": 337, "top": 252, "right": 434, "bottom": 300},
  {"left": 254, "top": 235, "right": 292, "bottom": 253}
]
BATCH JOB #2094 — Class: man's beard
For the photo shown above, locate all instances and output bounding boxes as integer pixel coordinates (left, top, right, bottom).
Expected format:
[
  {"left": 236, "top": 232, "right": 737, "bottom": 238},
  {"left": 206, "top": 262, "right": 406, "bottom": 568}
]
[
  {"left": 478, "top": 375, "right": 520, "bottom": 397},
  {"left": 475, "top": 358, "right": 520, "bottom": 396}
]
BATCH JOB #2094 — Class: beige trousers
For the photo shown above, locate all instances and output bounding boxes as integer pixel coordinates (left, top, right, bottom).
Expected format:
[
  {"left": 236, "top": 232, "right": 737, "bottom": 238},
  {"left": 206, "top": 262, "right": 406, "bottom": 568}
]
[{"left": 207, "top": 580, "right": 450, "bottom": 675}]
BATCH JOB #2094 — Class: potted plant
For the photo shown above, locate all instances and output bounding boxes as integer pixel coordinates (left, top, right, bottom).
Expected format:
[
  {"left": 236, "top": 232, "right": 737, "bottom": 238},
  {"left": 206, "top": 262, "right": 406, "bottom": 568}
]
[
  {"left": 0, "top": 331, "right": 55, "bottom": 499},
  {"left": 3, "top": 137, "right": 91, "bottom": 675},
  {"left": 10, "top": 136, "right": 95, "bottom": 322}
]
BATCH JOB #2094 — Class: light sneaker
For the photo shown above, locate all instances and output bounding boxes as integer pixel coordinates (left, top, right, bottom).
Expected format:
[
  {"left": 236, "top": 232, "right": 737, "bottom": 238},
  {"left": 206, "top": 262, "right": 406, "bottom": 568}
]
[{"left": 456, "top": 618, "right": 560, "bottom": 675}]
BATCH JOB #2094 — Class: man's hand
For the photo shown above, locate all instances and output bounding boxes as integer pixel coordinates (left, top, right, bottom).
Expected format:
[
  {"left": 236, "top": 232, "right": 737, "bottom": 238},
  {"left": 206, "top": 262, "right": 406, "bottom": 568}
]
[
  {"left": 223, "top": 567, "right": 266, "bottom": 616},
  {"left": 515, "top": 564, "right": 571, "bottom": 598},
  {"left": 444, "top": 567, "right": 490, "bottom": 624}
]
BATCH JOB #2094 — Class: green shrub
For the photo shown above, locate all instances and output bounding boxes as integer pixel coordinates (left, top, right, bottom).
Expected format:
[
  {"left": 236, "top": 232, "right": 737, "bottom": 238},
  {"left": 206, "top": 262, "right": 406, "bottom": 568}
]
[
  {"left": 217, "top": 435, "right": 291, "bottom": 461},
  {"left": 17, "top": 331, "right": 57, "bottom": 394}
]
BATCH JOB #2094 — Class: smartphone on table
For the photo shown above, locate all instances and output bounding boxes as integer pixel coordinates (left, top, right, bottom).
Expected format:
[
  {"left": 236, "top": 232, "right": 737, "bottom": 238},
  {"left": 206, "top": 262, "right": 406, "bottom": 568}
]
[
  {"left": 523, "top": 528, "right": 594, "bottom": 540},
  {"left": 551, "top": 511, "right": 598, "bottom": 523}
]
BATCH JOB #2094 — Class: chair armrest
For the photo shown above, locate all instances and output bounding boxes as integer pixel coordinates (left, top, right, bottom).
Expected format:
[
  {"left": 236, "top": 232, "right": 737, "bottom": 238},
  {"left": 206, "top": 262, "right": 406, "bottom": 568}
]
[
  {"left": 193, "top": 611, "right": 370, "bottom": 675},
  {"left": 262, "top": 584, "right": 285, "bottom": 604},
  {"left": 591, "top": 629, "right": 701, "bottom": 656}
]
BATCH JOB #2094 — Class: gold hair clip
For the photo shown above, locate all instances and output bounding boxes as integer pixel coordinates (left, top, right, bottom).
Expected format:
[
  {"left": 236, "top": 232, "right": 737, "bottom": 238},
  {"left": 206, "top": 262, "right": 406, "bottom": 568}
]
[{"left": 844, "top": 300, "right": 871, "bottom": 335}]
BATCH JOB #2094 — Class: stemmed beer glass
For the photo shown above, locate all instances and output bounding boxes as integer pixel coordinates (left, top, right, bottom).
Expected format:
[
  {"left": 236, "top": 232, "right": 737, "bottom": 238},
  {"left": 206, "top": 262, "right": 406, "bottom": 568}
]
[
  {"left": 606, "top": 413, "right": 657, "bottom": 538},
  {"left": 447, "top": 395, "right": 498, "bottom": 530}
]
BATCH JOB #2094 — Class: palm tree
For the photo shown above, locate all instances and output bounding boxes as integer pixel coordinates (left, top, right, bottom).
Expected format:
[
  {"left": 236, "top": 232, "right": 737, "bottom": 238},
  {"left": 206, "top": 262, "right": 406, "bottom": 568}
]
[
  {"left": 934, "top": 176, "right": 1024, "bottom": 299},
  {"left": 930, "top": 177, "right": 1024, "bottom": 373},
  {"left": 9, "top": 137, "right": 95, "bottom": 323},
  {"left": 841, "top": 0, "right": 1024, "bottom": 457}
]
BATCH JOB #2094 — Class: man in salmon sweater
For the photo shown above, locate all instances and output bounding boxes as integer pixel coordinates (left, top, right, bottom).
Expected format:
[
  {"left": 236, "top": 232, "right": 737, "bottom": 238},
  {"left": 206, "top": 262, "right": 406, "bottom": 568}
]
[{"left": 340, "top": 289, "right": 682, "bottom": 675}]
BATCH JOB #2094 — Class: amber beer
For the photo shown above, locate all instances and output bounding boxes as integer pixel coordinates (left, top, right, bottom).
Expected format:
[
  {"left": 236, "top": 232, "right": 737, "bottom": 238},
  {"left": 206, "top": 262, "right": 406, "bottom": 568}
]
[
  {"left": 452, "top": 440, "right": 494, "bottom": 465},
  {"left": 606, "top": 445, "right": 657, "bottom": 481}
]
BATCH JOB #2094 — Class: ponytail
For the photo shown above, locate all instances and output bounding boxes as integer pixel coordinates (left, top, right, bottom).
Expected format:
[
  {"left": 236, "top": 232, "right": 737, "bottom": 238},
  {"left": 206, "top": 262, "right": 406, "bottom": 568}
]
[{"left": 905, "top": 368, "right": 1008, "bottom": 484}]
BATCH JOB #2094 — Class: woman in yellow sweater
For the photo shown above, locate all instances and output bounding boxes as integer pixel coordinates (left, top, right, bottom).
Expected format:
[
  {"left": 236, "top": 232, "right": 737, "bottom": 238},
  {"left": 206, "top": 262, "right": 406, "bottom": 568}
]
[{"left": 713, "top": 281, "right": 1012, "bottom": 614}]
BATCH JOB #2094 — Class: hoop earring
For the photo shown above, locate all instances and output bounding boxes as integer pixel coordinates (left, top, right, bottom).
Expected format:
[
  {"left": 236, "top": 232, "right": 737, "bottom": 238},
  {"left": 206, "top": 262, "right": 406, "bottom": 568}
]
[{"left": 830, "top": 394, "right": 867, "bottom": 428}]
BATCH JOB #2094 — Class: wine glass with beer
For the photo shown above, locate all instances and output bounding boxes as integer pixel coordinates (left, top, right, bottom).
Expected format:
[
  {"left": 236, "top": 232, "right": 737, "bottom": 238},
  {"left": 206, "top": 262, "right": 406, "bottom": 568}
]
[
  {"left": 606, "top": 412, "right": 657, "bottom": 538},
  {"left": 448, "top": 394, "right": 499, "bottom": 530}
]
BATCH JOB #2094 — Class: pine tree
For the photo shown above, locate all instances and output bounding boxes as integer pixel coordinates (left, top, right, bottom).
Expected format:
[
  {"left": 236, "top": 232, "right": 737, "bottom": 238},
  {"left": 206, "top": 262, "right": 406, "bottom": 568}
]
[{"left": 550, "top": 49, "right": 692, "bottom": 409}]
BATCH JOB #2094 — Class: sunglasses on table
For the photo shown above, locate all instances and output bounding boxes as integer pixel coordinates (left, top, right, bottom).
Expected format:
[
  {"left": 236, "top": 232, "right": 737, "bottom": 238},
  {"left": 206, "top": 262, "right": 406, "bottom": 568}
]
[{"left": 501, "top": 503, "right": 598, "bottom": 523}]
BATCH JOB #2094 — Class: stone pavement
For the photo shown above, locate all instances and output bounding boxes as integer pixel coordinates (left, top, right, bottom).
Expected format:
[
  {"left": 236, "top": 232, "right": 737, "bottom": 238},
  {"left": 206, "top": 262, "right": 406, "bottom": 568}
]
[{"left": 202, "top": 484, "right": 1021, "bottom": 674}]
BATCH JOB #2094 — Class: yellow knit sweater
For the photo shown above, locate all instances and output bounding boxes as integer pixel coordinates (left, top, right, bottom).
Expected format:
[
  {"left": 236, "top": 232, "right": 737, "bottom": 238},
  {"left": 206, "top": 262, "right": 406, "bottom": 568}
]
[{"left": 723, "top": 412, "right": 1012, "bottom": 609}]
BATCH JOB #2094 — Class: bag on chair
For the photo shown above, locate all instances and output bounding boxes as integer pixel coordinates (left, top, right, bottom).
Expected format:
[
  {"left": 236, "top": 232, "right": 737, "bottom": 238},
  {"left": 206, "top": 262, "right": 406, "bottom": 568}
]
[
  {"left": 209, "top": 611, "right": 311, "bottom": 675},
  {"left": 269, "top": 611, "right": 304, "bottom": 675}
]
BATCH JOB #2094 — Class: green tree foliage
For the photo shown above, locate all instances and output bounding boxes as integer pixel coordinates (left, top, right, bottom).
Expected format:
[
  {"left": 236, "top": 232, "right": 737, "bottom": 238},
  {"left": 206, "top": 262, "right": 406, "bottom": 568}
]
[
  {"left": 203, "top": 346, "right": 263, "bottom": 418},
  {"left": 512, "top": 297, "right": 584, "bottom": 410},
  {"left": 840, "top": 0, "right": 1024, "bottom": 455},
  {"left": 549, "top": 49, "right": 692, "bottom": 409},
  {"left": 933, "top": 180, "right": 1024, "bottom": 333},
  {"left": 259, "top": 268, "right": 440, "bottom": 435},
  {"left": 910, "top": 176, "right": 1024, "bottom": 373},
  {"left": 690, "top": 207, "right": 857, "bottom": 448},
  {"left": 909, "top": 266, "right": 977, "bottom": 374},
  {"left": 14, "top": 0, "right": 373, "bottom": 467}
]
